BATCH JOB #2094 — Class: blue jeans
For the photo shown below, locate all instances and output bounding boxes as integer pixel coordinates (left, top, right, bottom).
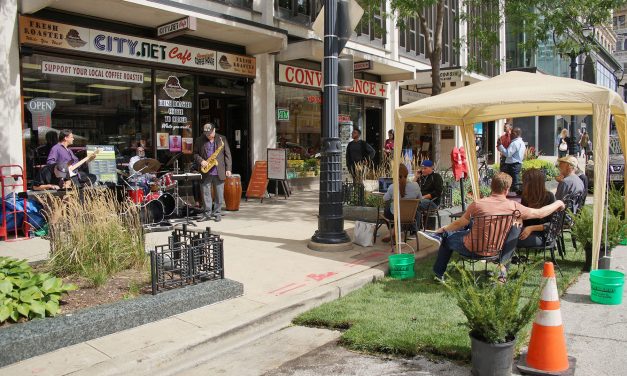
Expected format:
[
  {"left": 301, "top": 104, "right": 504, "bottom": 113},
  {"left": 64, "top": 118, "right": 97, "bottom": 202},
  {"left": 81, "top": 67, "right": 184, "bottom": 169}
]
[
  {"left": 202, "top": 175, "right": 224, "bottom": 216},
  {"left": 503, "top": 162, "right": 522, "bottom": 192},
  {"left": 432, "top": 225, "right": 522, "bottom": 278}
]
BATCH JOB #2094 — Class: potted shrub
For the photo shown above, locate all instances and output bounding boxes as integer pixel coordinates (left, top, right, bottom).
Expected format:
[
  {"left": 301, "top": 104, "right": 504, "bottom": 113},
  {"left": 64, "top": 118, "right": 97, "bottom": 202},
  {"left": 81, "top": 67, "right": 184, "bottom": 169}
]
[
  {"left": 571, "top": 205, "right": 623, "bottom": 270},
  {"left": 445, "top": 266, "right": 541, "bottom": 376}
]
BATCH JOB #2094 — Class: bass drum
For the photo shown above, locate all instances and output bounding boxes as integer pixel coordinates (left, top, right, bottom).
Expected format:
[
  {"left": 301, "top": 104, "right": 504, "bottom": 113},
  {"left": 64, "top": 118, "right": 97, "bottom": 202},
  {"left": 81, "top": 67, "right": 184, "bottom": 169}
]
[
  {"left": 139, "top": 199, "right": 164, "bottom": 225},
  {"left": 158, "top": 192, "right": 176, "bottom": 217}
]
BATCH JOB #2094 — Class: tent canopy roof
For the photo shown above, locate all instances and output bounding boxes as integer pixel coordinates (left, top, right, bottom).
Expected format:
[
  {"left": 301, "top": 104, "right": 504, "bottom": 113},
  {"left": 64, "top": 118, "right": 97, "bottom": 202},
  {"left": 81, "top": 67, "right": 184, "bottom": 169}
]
[{"left": 395, "top": 71, "right": 626, "bottom": 126}]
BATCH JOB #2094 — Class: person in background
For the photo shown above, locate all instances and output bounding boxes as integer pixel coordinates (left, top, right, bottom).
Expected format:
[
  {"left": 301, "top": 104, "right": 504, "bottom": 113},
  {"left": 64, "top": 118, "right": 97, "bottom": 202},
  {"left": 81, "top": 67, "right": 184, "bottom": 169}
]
[
  {"left": 499, "top": 119, "right": 513, "bottom": 169},
  {"left": 381, "top": 164, "right": 422, "bottom": 243},
  {"left": 128, "top": 146, "right": 156, "bottom": 194},
  {"left": 517, "top": 169, "right": 556, "bottom": 248},
  {"left": 31, "top": 163, "right": 72, "bottom": 191},
  {"left": 346, "top": 128, "right": 375, "bottom": 181},
  {"left": 557, "top": 128, "right": 570, "bottom": 158},
  {"left": 47, "top": 129, "right": 79, "bottom": 167},
  {"left": 497, "top": 127, "right": 526, "bottom": 194},
  {"left": 555, "top": 156, "right": 585, "bottom": 211},
  {"left": 384, "top": 129, "right": 394, "bottom": 157},
  {"left": 579, "top": 128, "right": 590, "bottom": 162},
  {"left": 415, "top": 160, "right": 443, "bottom": 208}
]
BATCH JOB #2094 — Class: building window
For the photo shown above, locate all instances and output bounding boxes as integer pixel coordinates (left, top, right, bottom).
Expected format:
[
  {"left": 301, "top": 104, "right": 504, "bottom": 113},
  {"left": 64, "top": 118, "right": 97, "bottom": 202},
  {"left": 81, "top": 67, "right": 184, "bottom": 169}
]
[
  {"left": 356, "top": 0, "right": 386, "bottom": 44},
  {"left": 275, "top": 0, "right": 322, "bottom": 25},
  {"left": 212, "top": 0, "right": 252, "bottom": 8}
]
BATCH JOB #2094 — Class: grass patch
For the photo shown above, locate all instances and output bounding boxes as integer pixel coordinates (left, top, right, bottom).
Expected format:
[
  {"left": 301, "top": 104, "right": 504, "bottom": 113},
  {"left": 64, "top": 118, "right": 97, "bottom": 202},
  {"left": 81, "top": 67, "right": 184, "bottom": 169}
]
[{"left": 294, "top": 238, "right": 584, "bottom": 361}]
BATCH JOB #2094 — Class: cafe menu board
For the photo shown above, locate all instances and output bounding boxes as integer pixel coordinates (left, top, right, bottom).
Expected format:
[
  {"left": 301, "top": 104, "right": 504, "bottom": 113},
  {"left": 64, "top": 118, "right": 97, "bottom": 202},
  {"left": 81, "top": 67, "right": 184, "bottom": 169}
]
[
  {"left": 87, "top": 145, "right": 117, "bottom": 183},
  {"left": 267, "top": 148, "right": 287, "bottom": 180}
]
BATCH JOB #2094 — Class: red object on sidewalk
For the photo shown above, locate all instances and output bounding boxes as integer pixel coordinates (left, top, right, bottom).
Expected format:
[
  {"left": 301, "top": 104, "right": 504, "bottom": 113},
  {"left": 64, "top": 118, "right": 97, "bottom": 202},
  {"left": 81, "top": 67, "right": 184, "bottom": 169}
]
[
  {"left": 450, "top": 147, "right": 468, "bottom": 181},
  {"left": 0, "top": 165, "right": 30, "bottom": 241}
]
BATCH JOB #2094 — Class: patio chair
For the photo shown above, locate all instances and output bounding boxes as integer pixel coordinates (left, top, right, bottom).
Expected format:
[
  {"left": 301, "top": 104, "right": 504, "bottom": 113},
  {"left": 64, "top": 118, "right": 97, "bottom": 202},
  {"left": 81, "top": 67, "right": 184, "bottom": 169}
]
[
  {"left": 456, "top": 211, "right": 521, "bottom": 278},
  {"left": 373, "top": 199, "right": 420, "bottom": 249},
  {"left": 516, "top": 209, "right": 566, "bottom": 276},
  {"left": 420, "top": 183, "right": 453, "bottom": 231},
  {"left": 558, "top": 192, "right": 582, "bottom": 259}
]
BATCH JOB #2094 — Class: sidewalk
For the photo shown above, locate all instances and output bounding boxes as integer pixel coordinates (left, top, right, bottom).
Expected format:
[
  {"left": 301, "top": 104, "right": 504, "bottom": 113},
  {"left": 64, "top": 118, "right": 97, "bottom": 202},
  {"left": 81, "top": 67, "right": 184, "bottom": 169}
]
[{"left": 0, "top": 190, "right": 441, "bottom": 375}]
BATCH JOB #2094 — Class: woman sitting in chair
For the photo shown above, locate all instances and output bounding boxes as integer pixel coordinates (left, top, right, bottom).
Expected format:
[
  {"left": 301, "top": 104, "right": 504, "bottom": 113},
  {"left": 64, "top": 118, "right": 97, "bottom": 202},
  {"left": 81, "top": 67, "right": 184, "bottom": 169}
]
[
  {"left": 517, "top": 168, "right": 556, "bottom": 248},
  {"left": 382, "top": 164, "right": 422, "bottom": 242}
]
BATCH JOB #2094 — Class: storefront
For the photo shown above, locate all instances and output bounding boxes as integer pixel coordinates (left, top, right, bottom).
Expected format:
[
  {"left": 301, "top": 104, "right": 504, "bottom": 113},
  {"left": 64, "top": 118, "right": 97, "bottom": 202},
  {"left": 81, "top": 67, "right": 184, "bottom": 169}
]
[
  {"left": 275, "top": 63, "right": 387, "bottom": 180},
  {"left": 19, "top": 15, "right": 255, "bottom": 184}
]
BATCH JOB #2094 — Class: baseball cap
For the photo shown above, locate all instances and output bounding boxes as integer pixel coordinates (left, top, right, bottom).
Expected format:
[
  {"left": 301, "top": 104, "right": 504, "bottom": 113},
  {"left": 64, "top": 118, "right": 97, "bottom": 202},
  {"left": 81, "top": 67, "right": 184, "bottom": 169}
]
[
  {"left": 53, "top": 163, "right": 69, "bottom": 179},
  {"left": 557, "top": 156, "right": 578, "bottom": 168},
  {"left": 421, "top": 160, "right": 434, "bottom": 168},
  {"left": 203, "top": 123, "right": 216, "bottom": 133}
]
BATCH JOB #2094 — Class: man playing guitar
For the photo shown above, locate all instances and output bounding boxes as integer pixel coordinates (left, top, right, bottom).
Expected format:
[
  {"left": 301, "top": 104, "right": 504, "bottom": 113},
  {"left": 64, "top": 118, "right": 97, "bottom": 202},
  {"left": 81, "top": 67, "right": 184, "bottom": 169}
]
[{"left": 46, "top": 129, "right": 97, "bottom": 186}]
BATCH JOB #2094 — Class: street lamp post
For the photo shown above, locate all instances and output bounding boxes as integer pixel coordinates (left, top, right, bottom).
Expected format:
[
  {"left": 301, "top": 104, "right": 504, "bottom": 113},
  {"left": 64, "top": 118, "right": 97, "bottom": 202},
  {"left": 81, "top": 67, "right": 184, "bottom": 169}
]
[{"left": 568, "top": 52, "right": 581, "bottom": 156}]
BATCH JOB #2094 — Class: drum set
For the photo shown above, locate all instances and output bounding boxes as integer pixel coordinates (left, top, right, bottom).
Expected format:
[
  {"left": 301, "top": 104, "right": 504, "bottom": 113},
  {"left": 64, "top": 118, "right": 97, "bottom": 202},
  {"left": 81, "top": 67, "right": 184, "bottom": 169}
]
[{"left": 124, "top": 158, "right": 201, "bottom": 228}]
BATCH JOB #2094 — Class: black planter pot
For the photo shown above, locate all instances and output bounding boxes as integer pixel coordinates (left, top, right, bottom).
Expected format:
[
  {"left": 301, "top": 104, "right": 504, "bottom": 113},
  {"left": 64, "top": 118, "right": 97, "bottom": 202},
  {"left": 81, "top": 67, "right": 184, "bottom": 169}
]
[
  {"left": 583, "top": 245, "right": 593, "bottom": 272},
  {"left": 583, "top": 245, "right": 613, "bottom": 271},
  {"left": 470, "top": 334, "right": 516, "bottom": 376}
]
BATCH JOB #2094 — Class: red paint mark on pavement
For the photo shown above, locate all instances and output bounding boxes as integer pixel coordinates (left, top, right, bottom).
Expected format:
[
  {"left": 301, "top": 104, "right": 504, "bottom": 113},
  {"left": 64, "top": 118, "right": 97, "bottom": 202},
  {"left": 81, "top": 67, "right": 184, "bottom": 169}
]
[
  {"left": 306, "top": 272, "right": 338, "bottom": 281},
  {"left": 276, "top": 283, "right": 307, "bottom": 295},
  {"left": 268, "top": 283, "right": 297, "bottom": 294}
]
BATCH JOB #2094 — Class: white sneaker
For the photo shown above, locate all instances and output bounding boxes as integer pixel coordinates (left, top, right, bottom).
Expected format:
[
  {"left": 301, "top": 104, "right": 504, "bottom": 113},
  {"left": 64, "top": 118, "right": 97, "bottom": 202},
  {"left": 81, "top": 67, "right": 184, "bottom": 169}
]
[{"left": 417, "top": 231, "right": 442, "bottom": 248}]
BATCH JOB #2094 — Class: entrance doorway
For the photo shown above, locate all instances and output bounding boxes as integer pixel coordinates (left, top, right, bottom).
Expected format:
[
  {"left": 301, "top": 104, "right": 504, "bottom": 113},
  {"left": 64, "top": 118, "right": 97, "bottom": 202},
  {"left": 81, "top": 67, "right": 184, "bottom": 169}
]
[
  {"left": 198, "top": 94, "right": 250, "bottom": 189},
  {"left": 365, "top": 108, "right": 382, "bottom": 165}
]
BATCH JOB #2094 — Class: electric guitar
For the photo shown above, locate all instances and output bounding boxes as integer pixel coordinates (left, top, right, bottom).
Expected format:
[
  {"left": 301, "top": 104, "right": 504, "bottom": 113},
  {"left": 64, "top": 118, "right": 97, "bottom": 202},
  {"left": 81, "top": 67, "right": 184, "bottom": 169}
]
[{"left": 68, "top": 148, "right": 102, "bottom": 177}]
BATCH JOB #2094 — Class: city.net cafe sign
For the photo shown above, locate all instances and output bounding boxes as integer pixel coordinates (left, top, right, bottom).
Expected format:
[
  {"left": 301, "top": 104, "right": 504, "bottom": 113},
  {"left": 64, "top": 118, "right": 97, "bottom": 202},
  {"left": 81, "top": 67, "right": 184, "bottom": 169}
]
[
  {"left": 278, "top": 64, "right": 388, "bottom": 98},
  {"left": 19, "top": 16, "right": 255, "bottom": 77}
]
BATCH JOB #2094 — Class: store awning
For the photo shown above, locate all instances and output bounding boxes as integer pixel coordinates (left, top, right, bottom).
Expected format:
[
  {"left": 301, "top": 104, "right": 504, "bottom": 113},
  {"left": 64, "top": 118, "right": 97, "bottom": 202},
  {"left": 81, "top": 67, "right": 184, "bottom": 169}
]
[
  {"left": 20, "top": 0, "right": 288, "bottom": 55},
  {"left": 398, "top": 66, "right": 490, "bottom": 93},
  {"left": 275, "top": 39, "right": 416, "bottom": 82}
]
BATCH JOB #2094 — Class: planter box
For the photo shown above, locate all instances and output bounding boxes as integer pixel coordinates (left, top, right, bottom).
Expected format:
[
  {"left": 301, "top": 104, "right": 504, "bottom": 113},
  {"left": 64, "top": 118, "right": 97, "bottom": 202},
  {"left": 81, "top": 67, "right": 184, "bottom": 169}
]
[{"left": 344, "top": 205, "right": 379, "bottom": 223}]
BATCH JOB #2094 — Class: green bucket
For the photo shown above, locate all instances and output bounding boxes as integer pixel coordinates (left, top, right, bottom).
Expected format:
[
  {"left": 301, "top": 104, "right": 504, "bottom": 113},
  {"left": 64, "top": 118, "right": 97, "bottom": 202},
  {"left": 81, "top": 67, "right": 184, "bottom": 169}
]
[
  {"left": 389, "top": 254, "right": 415, "bottom": 280},
  {"left": 590, "top": 270, "right": 625, "bottom": 305}
]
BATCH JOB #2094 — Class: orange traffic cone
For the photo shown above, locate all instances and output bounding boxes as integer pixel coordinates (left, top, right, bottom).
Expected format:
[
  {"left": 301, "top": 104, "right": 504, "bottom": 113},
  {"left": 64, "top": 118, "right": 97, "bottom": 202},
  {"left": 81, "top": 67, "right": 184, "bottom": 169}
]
[{"left": 518, "top": 262, "right": 573, "bottom": 375}]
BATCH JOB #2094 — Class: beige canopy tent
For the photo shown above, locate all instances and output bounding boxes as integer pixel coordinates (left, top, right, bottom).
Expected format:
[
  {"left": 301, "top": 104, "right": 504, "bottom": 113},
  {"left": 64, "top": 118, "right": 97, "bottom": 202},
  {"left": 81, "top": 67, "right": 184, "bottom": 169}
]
[{"left": 392, "top": 70, "right": 627, "bottom": 270}]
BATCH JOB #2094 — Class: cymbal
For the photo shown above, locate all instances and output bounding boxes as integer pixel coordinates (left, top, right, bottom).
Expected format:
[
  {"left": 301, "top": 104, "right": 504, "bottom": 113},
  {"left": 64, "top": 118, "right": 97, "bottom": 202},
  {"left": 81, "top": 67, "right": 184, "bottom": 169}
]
[{"left": 132, "top": 158, "right": 161, "bottom": 173}]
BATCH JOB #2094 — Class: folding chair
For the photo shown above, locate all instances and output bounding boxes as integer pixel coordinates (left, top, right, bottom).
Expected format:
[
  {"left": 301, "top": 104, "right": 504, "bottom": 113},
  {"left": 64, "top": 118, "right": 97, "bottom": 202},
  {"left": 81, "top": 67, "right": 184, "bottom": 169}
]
[
  {"left": 373, "top": 199, "right": 420, "bottom": 249},
  {"left": 558, "top": 192, "right": 582, "bottom": 259},
  {"left": 419, "top": 183, "right": 453, "bottom": 230},
  {"left": 457, "top": 211, "right": 520, "bottom": 280}
]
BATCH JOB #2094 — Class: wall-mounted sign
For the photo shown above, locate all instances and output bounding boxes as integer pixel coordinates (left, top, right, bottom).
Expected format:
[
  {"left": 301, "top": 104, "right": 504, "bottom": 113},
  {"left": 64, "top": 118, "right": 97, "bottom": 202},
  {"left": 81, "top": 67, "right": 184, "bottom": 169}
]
[
  {"left": 353, "top": 60, "right": 372, "bottom": 71},
  {"left": 277, "top": 64, "right": 388, "bottom": 98},
  {"left": 41, "top": 61, "right": 143, "bottom": 83},
  {"left": 277, "top": 108, "right": 289, "bottom": 121},
  {"left": 400, "top": 89, "right": 428, "bottom": 104},
  {"left": 438, "top": 69, "right": 462, "bottom": 81},
  {"left": 157, "top": 17, "right": 197, "bottom": 39},
  {"left": 19, "top": 16, "right": 255, "bottom": 77},
  {"left": 27, "top": 98, "right": 55, "bottom": 130}
]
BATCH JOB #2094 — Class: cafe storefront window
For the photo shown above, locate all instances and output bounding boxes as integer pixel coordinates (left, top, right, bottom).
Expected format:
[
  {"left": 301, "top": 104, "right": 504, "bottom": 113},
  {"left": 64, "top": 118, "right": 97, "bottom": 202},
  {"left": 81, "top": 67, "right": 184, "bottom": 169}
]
[{"left": 22, "top": 54, "right": 152, "bottom": 178}]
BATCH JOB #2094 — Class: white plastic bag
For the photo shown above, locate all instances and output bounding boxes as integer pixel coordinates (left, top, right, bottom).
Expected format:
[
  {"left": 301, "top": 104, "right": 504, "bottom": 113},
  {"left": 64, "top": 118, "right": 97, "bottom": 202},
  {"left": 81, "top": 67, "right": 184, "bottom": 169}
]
[{"left": 353, "top": 221, "right": 375, "bottom": 247}]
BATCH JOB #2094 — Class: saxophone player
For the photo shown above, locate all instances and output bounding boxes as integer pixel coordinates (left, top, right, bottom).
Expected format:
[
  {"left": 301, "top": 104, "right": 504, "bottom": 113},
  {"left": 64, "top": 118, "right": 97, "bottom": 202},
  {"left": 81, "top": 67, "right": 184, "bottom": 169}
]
[{"left": 193, "top": 123, "right": 232, "bottom": 222}]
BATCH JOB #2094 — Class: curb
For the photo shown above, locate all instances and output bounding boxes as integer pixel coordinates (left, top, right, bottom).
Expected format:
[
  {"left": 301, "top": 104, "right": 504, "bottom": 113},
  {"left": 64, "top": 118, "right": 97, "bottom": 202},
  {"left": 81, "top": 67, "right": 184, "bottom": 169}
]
[{"left": 73, "top": 268, "right": 385, "bottom": 376}]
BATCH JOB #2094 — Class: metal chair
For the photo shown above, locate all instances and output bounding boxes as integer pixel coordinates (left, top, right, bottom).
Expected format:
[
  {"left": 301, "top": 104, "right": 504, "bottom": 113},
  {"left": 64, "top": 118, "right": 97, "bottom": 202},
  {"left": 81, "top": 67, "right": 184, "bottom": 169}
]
[
  {"left": 456, "top": 211, "right": 521, "bottom": 279},
  {"left": 373, "top": 199, "right": 420, "bottom": 249},
  {"left": 420, "top": 183, "right": 453, "bottom": 230},
  {"left": 558, "top": 192, "right": 582, "bottom": 259},
  {"left": 517, "top": 209, "right": 566, "bottom": 276}
]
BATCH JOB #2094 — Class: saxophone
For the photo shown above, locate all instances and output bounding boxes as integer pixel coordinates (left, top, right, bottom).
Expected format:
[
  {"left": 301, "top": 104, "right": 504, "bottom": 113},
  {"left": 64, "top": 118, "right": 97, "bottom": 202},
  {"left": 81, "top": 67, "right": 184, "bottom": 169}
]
[{"left": 200, "top": 140, "right": 224, "bottom": 174}]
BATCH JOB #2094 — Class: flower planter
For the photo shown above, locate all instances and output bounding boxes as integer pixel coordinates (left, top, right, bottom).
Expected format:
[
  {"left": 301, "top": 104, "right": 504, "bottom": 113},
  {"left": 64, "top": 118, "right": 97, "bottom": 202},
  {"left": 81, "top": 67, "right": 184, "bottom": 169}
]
[
  {"left": 343, "top": 205, "right": 378, "bottom": 223},
  {"left": 470, "top": 334, "right": 516, "bottom": 376}
]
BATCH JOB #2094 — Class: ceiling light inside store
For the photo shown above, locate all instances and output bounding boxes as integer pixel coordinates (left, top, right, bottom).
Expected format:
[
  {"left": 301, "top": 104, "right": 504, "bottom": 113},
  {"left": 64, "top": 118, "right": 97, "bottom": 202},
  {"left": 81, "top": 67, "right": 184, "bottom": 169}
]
[
  {"left": 23, "top": 88, "right": 58, "bottom": 93},
  {"left": 23, "top": 77, "right": 41, "bottom": 82},
  {"left": 143, "top": 77, "right": 167, "bottom": 83},
  {"left": 59, "top": 91, "right": 100, "bottom": 96},
  {"left": 50, "top": 98, "right": 73, "bottom": 102},
  {"left": 88, "top": 84, "right": 132, "bottom": 90},
  {"left": 21, "top": 63, "right": 41, "bottom": 70}
]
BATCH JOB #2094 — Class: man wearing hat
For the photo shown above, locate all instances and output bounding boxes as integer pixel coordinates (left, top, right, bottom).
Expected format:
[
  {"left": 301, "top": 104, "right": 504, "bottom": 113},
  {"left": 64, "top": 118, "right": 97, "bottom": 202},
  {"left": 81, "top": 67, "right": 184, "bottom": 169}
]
[
  {"left": 416, "top": 160, "right": 443, "bottom": 212},
  {"left": 555, "top": 155, "right": 585, "bottom": 210},
  {"left": 193, "top": 123, "right": 232, "bottom": 222},
  {"left": 31, "top": 163, "right": 72, "bottom": 191}
]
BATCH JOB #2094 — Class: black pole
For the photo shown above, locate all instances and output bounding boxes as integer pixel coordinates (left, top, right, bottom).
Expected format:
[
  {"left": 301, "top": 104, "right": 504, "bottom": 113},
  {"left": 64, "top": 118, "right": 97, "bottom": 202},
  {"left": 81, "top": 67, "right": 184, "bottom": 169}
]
[
  {"left": 311, "top": 0, "right": 351, "bottom": 245},
  {"left": 459, "top": 177, "right": 466, "bottom": 212},
  {"left": 569, "top": 53, "right": 578, "bottom": 156}
]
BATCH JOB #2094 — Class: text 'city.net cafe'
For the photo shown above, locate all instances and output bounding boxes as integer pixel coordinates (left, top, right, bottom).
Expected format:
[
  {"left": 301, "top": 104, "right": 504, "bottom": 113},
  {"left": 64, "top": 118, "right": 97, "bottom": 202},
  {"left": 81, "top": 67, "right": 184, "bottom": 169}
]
[{"left": 19, "top": 15, "right": 255, "bottom": 181}]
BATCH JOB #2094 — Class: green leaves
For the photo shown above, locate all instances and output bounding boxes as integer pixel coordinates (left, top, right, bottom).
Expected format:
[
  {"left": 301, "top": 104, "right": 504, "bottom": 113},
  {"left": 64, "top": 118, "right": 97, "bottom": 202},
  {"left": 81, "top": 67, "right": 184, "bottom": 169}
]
[{"left": 0, "top": 256, "right": 76, "bottom": 323}]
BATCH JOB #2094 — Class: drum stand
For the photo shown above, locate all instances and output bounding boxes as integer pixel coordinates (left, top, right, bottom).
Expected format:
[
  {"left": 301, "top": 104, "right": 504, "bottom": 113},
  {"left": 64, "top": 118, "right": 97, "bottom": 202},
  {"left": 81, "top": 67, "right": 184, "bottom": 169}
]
[{"left": 171, "top": 162, "right": 202, "bottom": 226}]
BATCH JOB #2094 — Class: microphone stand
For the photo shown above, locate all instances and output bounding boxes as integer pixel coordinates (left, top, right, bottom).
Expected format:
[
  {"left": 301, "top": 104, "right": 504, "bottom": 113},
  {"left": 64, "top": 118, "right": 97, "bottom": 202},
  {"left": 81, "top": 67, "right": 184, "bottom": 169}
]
[{"left": 172, "top": 160, "right": 197, "bottom": 227}]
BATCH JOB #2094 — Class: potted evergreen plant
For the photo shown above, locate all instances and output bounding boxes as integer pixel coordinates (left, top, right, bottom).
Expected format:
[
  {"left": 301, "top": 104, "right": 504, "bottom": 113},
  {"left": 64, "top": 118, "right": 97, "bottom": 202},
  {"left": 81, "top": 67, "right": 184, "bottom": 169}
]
[
  {"left": 445, "top": 266, "right": 541, "bottom": 376},
  {"left": 571, "top": 205, "right": 623, "bottom": 270}
]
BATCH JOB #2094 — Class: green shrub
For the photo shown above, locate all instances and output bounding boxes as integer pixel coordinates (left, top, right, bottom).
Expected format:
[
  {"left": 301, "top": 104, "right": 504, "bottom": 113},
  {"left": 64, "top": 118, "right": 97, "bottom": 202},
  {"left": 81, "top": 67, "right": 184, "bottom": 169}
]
[
  {"left": 493, "top": 160, "right": 559, "bottom": 181},
  {"left": 42, "top": 188, "right": 147, "bottom": 286},
  {"left": 364, "top": 192, "right": 384, "bottom": 208},
  {"left": 608, "top": 187, "right": 625, "bottom": 219},
  {"left": 452, "top": 185, "right": 492, "bottom": 207},
  {"left": 571, "top": 205, "right": 623, "bottom": 250},
  {"left": 0, "top": 257, "right": 76, "bottom": 323},
  {"left": 445, "top": 265, "right": 541, "bottom": 344}
]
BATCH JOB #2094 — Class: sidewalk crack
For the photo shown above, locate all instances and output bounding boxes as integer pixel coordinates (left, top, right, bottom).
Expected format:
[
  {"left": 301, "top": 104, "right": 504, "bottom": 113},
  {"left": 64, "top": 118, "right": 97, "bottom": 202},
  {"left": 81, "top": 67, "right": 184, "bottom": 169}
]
[{"left": 566, "top": 332, "right": 627, "bottom": 343}]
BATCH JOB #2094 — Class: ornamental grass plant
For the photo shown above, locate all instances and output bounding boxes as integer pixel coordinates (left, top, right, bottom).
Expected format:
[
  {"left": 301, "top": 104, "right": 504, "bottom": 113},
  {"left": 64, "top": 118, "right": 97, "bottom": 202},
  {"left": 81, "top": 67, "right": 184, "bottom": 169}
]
[{"left": 42, "top": 188, "right": 146, "bottom": 287}]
